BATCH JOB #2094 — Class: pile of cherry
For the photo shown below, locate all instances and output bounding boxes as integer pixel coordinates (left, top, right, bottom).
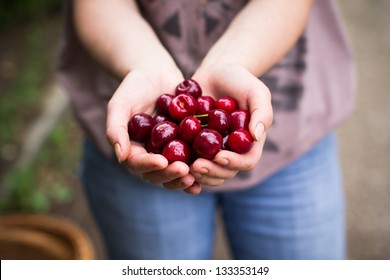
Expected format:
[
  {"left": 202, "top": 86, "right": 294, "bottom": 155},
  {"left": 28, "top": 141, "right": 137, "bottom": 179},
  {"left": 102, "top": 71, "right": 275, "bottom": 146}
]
[{"left": 128, "top": 79, "right": 253, "bottom": 164}]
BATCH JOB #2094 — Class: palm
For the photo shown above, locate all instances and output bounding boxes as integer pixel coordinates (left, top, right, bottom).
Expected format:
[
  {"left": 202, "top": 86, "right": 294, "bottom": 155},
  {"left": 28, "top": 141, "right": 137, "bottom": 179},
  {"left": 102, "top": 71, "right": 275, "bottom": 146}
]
[
  {"left": 186, "top": 65, "right": 273, "bottom": 187},
  {"left": 194, "top": 66, "right": 271, "bottom": 134}
]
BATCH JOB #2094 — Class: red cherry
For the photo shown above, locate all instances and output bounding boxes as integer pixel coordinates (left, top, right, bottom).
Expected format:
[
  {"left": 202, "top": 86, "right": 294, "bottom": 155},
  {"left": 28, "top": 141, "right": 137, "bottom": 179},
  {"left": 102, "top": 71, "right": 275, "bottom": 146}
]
[
  {"left": 227, "top": 129, "right": 253, "bottom": 154},
  {"left": 151, "top": 121, "right": 180, "bottom": 150},
  {"left": 222, "top": 134, "right": 229, "bottom": 150},
  {"left": 168, "top": 94, "right": 197, "bottom": 121},
  {"left": 175, "top": 79, "right": 202, "bottom": 99},
  {"left": 154, "top": 114, "right": 170, "bottom": 124},
  {"left": 193, "top": 129, "right": 223, "bottom": 160},
  {"left": 128, "top": 113, "right": 154, "bottom": 143},
  {"left": 195, "top": 96, "right": 215, "bottom": 125},
  {"left": 230, "top": 109, "right": 250, "bottom": 131},
  {"left": 215, "top": 97, "right": 237, "bottom": 114},
  {"left": 196, "top": 96, "right": 215, "bottom": 115},
  {"left": 162, "top": 140, "right": 191, "bottom": 164},
  {"left": 145, "top": 140, "right": 160, "bottom": 154},
  {"left": 156, "top": 93, "right": 174, "bottom": 115},
  {"left": 207, "top": 109, "right": 231, "bottom": 135},
  {"left": 179, "top": 116, "right": 201, "bottom": 143}
]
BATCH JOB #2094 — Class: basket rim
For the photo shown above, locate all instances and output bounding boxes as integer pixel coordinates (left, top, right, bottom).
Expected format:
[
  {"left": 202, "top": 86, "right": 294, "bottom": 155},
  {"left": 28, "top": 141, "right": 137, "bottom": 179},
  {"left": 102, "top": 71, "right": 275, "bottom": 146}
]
[{"left": 0, "top": 213, "right": 95, "bottom": 260}]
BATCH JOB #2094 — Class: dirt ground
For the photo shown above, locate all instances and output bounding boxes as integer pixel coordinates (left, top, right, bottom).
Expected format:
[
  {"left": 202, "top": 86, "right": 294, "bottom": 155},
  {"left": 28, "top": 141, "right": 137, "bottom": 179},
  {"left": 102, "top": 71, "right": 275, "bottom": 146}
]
[{"left": 336, "top": 0, "right": 390, "bottom": 259}]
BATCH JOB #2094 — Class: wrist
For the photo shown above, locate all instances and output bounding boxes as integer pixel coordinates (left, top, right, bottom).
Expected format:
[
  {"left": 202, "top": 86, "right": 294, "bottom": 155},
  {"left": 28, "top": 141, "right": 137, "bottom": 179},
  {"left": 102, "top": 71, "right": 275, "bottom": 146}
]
[
  {"left": 193, "top": 62, "right": 248, "bottom": 89},
  {"left": 121, "top": 57, "right": 184, "bottom": 100}
]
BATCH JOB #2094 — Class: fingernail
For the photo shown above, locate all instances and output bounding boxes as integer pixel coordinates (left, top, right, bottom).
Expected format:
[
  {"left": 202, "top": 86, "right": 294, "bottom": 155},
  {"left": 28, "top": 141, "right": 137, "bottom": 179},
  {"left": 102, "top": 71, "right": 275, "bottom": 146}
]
[
  {"left": 199, "top": 168, "right": 208, "bottom": 174},
  {"left": 181, "top": 179, "right": 191, "bottom": 188},
  {"left": 193, "top": 168, "right": 208, "bottom": 178},
  {"left": 114, "top": 143, "right": 123, "bottom": 163},
  {"left": 254, "top": 122, "right": 265, "bottom": 142},
  {"left": 218, "top": 158, "right": 229, "bottom": 166}
]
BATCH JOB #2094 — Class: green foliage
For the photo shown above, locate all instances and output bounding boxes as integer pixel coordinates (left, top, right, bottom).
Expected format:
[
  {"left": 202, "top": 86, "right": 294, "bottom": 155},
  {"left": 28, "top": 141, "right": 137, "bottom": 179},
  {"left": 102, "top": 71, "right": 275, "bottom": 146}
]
[
  {"left": 0, "top": 110, "right": 80, "bottom": 214},
  {"left": 0, "top": 0, "right": 62, "bottom": 29},
  {"left": 0, "top": 122, "right": 75, "bottom": 213},
  {"left": 0, "top": 22, "right": 50, "bottom": 145},
  {"left": 0, "top": 168, "right": 50, "bottom": 213},
  {"left": 0, "top": 166, "right": 73, "bottom": 213},
  {"left": 0, "top": 6, "right": 78, "bottom": 214}
]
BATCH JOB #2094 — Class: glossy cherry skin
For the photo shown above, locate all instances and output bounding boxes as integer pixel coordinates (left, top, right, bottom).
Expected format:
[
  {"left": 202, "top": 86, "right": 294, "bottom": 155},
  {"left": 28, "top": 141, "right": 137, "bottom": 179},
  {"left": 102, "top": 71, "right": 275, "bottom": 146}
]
[
  {"left": 153, "top": 114, "right": 170, "bottom": 124},
  {"left": 168, "top": 94, "right": 197, "bottom": 121},
  {"left": 128, "top": 113, "right": 154, "bottom": 143},
  {"left": 193, "top": 129, "right": 223, "bottom": 160},
  {"left": 195, "top": 96, "right": 215, "bottom": 125},
  {"left": 227, "top": 129, "right": 253, "bottom": 154},
  {"left": 179, "top": 116, "right": 201, "bottom": 143},
  {"left": 162, "top": 140, "right": 191, "bottom": 164},
  {"left": 156, "top": 93, "right": 174, "bottom": 115},
  {"left": 145, "top": 139, "right": 161, "bottom": 154},
  {"left": 151, "top": 121, "right": 180, "bottom": 150},
  {"left": 196, "top": 96, "right": 215, "bottom": 114},
  {"left": 222, "top": 134, "right": 230, "bottom": 150},
  {"left": 215, "top": 97, "right": 237, "bottom": 114},
  {"left": 175, "top": 79, "right": 202, "bottom": 99},
  {"left": 230, "top": 109, "right": 250, "bottom": 132},
  {"left": 207, "top": 109, "right": 231, "bottom": 135}
]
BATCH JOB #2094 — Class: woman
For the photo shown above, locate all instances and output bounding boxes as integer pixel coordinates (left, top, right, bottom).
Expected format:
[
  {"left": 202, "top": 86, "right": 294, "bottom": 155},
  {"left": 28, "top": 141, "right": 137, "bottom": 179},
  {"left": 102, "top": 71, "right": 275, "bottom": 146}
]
[{"left": 57, "top": 0, "right": 355, "bottom": 259}]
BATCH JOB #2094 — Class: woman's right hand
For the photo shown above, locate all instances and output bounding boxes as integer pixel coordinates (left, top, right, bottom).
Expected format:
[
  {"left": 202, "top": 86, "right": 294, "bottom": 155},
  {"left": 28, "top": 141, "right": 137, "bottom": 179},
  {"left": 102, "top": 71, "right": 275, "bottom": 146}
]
[
  {"left": 73, "top": 0, "right": 202, "bottom": 194},
  {"left": 106, "top": 67, "right": 200, "bottom": 194}
]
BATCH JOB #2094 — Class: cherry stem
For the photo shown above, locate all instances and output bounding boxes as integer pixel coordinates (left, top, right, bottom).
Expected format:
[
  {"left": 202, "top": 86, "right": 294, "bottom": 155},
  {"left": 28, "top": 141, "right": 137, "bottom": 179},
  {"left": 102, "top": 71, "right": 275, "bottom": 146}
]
[
  {"left": 194, "top": 113, "right": 208, "bottom": 118},
  {"left": 194, "top": 114, "right": 208, "bottom": 127}
]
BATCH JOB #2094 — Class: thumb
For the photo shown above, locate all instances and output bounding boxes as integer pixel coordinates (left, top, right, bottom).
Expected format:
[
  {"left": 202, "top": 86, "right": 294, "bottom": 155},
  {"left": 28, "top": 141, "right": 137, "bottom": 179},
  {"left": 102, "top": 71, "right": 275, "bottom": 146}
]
[
  {"left": 106, "top": 124, "right": 131, "bottom": 163},
  {"left": 106, "top": 83, "right": 133, "bottom": 163},
  {"left": 247, "top": 79, "right": 273, "bottom": 142}
]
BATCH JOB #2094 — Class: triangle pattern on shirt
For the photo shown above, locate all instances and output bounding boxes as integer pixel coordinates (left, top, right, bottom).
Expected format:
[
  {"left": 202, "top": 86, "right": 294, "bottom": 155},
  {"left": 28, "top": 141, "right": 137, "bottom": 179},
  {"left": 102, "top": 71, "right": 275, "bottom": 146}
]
[
  {"left": 162, "top": 11, "right": 181, "bottom": 38},
  {"left": 204, "top": 13, "right": 219, "bottom": 35}
]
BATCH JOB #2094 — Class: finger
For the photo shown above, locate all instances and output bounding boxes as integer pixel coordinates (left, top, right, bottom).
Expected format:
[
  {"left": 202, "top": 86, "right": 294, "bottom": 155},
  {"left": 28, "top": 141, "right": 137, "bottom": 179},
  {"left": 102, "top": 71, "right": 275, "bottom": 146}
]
[
  {"left": 183, "top": 183, "right": 202, "bottom": 195},
  {"left": 191, "top": 158, "right": 238, "bottom": 179},
  {"left": 163, "top": 173, "right": 196, "bottom": 190},
  {"left": 194, "top": 176, "right": 225, "bottom": 187},
  {"left": 213, "top": 135, "right": 266, "bottom": 171},
  {"left": 106, "top": 72, "right": 156, "bottom": 162},
  {"left": 106, "top": 79, "right": 134, "bottom": 163},
  {"left": 247, "top": 79, "right": 273, "bottom": 142},
  {"left": 125, "top": 143, "right": 168, "bottom": 173},
  {"left": 106, "top": 111, "right": 131, "bottom": 164},
  {"left": 143, "top": 161, "right": 189, "bottom": 184}
]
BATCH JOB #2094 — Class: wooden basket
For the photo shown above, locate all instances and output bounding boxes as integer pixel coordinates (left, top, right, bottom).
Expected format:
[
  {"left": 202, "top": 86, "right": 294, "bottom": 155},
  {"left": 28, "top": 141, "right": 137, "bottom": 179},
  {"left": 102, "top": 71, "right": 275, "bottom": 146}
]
[{"left": 0, "top": 213, "right": 95, "bottom": 260}]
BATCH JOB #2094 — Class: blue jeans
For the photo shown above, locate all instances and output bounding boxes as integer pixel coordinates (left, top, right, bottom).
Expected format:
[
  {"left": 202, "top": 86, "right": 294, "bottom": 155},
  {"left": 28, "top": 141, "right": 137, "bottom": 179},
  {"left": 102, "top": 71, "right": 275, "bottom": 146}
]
[{"left": 81, "top": 133, "right": 346, "bottom": 260}]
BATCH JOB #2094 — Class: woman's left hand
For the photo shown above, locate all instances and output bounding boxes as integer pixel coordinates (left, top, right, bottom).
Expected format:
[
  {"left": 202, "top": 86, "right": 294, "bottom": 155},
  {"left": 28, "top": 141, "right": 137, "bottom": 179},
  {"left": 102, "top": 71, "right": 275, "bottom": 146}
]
[{"left": 190, "top": 64, "right": 273, "bottom": 187}]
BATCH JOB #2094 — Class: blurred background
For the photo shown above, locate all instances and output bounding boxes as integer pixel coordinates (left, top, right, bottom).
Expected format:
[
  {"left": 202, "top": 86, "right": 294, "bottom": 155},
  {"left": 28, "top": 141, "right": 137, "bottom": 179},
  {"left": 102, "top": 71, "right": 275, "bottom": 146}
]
[{"left": 0, "top": 0, "right": 389, "bottom": 259}]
